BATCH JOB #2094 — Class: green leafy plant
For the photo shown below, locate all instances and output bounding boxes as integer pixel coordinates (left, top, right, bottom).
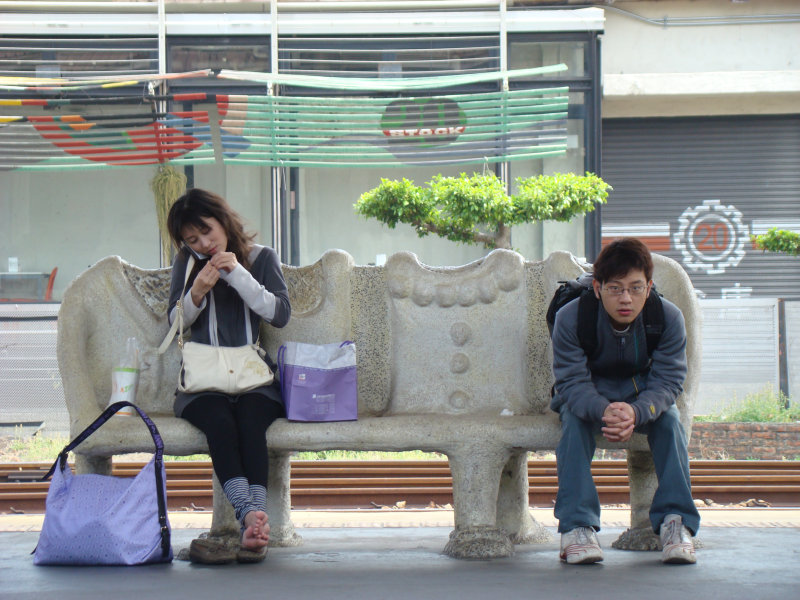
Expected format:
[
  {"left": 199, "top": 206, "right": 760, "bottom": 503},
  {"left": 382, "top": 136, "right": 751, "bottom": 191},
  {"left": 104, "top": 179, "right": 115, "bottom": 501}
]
[
  {"left": 751, "top": 228, "right": 800, "bottom": 256},
  {"left": 355, "top": 171, "right": 610, "bottom": 249},
  {"left": 694, "top": 385, "right": 799, "bottom": 423}
]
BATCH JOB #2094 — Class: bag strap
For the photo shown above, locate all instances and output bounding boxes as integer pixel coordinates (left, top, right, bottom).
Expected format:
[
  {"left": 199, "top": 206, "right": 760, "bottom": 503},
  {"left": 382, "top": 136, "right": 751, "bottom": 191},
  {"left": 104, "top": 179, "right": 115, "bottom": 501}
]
[
  {"left": 42, "top": 401, "right": 171, "bottom": 560},
  {"left": 158, "top": 255, "right": 195, "bottom": 355},
  {"left": 158, "top": 255, "right": 257, "bottom": 352},
  {"left": 276, "top": 344, "right": 286, "bottom": 375}
]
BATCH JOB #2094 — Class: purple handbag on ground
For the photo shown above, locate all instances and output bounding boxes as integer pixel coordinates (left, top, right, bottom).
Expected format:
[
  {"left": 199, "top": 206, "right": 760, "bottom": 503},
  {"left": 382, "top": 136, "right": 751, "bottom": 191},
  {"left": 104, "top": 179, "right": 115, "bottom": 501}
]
[
  {"left": 278, "top": 341, "right": 358, "bottom": 422},
  {"left": 33, "top": 401, "right": 172, "bottom": 566}
]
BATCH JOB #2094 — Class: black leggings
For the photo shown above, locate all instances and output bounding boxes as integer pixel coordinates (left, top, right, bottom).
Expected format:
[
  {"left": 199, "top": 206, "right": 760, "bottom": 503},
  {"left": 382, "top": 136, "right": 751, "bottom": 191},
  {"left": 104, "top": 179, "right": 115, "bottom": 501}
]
[{"left": 181, "top": 393, "right": 284, "bottom": 488}]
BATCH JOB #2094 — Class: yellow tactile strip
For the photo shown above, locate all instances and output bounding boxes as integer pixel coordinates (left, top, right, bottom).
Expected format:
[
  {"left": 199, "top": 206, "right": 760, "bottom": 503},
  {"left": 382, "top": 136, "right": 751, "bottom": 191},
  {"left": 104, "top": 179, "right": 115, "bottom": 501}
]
[{"left": 1, "top": 507, "right": 798, "bottom": 533}]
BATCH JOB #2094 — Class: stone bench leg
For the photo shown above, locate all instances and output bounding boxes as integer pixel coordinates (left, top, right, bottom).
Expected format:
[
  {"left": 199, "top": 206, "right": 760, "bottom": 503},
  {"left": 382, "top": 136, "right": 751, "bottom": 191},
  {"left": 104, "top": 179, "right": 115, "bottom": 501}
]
[
  {"left": 443, "top": 449, "right": 514, "bottom": 559},
  {"left": 267, "top": 450, "right": 302, "bottom": 547},
  {"left": 496, "top": 452, "right": 551, "bottom": 545},
  {"left": 612, "top": 449, "right": 660, "bottom": 550},
  {"left": 74, "top": 454, "right": 112, "bottom": 476},
  {"left": 210, "top": 474, "right": 239, "bottom": 539},
  {"left": 174, "top": 475, "right": 239, "bottom": 560},
  {"left": 205, "top": 451, "right": 302, "bottom": 548}
]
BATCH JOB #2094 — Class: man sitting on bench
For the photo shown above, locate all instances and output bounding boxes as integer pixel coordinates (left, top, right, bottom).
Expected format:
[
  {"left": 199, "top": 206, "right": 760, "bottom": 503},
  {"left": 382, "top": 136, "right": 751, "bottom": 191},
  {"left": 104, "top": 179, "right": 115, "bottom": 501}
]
[{"left": 550, "top": 237, "right": 699, "bottom": 565}]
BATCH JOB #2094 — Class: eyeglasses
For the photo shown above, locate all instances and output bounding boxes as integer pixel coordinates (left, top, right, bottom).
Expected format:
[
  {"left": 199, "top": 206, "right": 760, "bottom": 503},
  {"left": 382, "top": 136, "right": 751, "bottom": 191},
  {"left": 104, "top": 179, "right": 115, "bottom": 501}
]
[{"left": 602, "top": 284, "right": 649, "bottom": 297}]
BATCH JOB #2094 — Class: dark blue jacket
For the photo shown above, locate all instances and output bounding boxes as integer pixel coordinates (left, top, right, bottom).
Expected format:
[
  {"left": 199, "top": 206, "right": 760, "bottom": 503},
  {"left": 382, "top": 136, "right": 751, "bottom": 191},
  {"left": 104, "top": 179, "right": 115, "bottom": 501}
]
[{"left": 550, "top": 294, "right": 687, "bottom": 426}]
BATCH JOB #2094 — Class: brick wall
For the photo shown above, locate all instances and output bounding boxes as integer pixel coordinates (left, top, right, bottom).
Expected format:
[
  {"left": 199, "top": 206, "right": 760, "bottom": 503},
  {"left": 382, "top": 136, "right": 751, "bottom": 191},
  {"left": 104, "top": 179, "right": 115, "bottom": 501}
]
[
  {"left": 588, "top": 422, "right": 800, "bottom": 461},
  {"left": 688, "top": 422, "right": 800, "bottom": 460}
]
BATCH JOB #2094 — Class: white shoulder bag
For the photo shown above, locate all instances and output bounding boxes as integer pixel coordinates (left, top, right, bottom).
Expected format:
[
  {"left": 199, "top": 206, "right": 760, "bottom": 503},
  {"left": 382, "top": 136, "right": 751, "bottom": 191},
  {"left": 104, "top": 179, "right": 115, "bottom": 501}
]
[{"left": 158, "top": 256, "right": 274, "bottom": 394}]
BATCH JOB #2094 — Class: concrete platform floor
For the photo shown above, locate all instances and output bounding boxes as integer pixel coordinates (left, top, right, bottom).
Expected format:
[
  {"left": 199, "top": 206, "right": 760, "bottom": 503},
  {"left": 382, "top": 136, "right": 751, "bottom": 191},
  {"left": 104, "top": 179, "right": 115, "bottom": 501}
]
[{"left": 2, "top": 508, "right": 799, "bottom": 600}]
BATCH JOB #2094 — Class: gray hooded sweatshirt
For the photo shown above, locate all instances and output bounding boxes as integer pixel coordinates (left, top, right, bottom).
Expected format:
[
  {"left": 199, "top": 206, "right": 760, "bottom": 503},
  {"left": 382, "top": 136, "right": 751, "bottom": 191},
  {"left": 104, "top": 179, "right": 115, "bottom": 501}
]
[{"left": 549, "top": 294, "right": 688, "bottom": 426}]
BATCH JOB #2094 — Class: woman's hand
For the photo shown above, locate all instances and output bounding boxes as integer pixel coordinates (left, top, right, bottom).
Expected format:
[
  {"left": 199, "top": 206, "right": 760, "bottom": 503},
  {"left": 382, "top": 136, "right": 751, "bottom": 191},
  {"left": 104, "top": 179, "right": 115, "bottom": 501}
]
[
  {"left": 210, "top": 251, "right": 239, "bottom": 274},
  {"left": 187, "top": 253, "right": 239, "bottom": 307},
  {"left": 190, "top": 262, "right": 220, "bottom": 307}
]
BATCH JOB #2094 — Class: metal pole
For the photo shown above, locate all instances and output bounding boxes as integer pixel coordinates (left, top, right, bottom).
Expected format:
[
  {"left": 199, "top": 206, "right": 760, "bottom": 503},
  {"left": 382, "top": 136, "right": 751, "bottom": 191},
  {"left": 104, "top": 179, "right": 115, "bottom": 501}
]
[
  {"left": 778, "top": 298, "right": 790, "bottom": 403},
  {"left": 157, "top": 0, "right": 167, "bottom": 267},
  {"left": 272, "top": 166, "right": 282, "bottom": 261},
  {"left": 499, "top": 0, "right": 507, "bottom": 78},
  {"left": 269, "top": 1, "right": 283, "bottom": 259},
  {"left": 498, "top": 0, "right": 510, "bottom": 213},
  {"left": 271, "top": 0, "right": 279, "bottom": 76},
  {"left": 157, "top": 0, "right": 165, "bottom": 77},
  {"left": 584, "top": 32, "right": 603, "bottom": 262}
]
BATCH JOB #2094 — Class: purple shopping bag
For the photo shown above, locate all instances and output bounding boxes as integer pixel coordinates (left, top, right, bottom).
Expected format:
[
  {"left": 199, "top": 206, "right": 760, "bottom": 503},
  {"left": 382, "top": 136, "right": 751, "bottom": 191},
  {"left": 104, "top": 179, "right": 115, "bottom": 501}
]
[
  {"left": 33, "top": 402, "right": 172, "bottom": 566},
  {"left": 278, "top": 341, "right": 358, "bottom": 422}
]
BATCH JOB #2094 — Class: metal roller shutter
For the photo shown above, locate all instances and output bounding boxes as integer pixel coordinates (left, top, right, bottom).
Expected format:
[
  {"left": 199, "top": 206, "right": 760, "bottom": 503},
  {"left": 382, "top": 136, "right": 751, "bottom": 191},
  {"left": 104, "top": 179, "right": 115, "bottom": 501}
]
[{"left": 601, "top": 116, "right": 800, "bottom": 300}]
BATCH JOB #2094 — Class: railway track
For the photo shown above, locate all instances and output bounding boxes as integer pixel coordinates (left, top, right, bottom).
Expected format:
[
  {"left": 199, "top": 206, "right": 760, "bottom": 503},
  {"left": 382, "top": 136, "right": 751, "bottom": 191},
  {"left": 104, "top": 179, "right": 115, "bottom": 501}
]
[{"left": 2, "top": 460, "right": 799, "bottom": 514}]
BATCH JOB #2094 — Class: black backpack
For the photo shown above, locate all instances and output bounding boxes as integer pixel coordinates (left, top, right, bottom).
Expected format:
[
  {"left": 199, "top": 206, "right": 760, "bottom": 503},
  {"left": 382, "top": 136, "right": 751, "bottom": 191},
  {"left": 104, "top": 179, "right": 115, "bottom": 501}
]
[{"left": 546, "top": 273, "right": 665, "bottom": 361}]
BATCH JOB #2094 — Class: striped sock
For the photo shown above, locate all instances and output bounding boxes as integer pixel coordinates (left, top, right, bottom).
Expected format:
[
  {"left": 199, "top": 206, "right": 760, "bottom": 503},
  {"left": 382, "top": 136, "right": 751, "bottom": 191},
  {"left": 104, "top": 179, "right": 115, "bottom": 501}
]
[
  {"left": 222, "top": 477, "right": 257, "bottom": 525},
  {"left": 250, "top": 484, "right": 267, "bottom": 513}
]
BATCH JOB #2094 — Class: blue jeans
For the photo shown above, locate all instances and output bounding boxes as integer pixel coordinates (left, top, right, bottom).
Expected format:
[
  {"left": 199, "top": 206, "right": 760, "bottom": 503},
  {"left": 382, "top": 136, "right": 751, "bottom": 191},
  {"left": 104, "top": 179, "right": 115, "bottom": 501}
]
[{"left": 554, "top": 404, "right": 700, "bottom": 536}]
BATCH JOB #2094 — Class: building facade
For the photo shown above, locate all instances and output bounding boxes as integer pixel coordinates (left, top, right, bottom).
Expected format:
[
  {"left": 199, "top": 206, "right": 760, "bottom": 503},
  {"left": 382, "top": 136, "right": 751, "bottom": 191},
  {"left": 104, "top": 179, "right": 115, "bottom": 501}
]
[
  {"left": 1, "top": 1, "right": 607, "bottom": 302},
  {"left": 1, "top": 1, "right": 799, "bottom": 420}
]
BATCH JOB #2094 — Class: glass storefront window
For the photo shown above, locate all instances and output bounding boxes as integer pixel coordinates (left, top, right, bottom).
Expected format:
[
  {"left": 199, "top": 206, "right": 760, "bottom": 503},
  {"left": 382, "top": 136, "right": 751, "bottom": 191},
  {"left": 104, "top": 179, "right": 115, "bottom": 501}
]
[
  {"left": 0, "top": 38, "right": 158, "bottom": 80},
  {"left": 509, "top": 40, "right": 587, "bottom": 79},
  {"left": 0, "top": 29, "right": 599, "bottom": 288},
  {"left": 281, "top": 34, "right": 499, "bottom": 78},
  {"left": 509, "top": 91, "right": 588, "bottom": 261},
  {"left": 169, "top": 37, "right": 270, "bottom": 87}
]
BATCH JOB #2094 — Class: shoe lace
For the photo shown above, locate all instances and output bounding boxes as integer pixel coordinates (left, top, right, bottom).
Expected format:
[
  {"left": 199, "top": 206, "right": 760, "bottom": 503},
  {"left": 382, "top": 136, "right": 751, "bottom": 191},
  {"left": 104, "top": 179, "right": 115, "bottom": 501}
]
[
  {"left": 662, "top": 519, "right": 681, "bottom": 546},
  {"left": 574, "top": 527, "right": 594, "bottom": 545}
]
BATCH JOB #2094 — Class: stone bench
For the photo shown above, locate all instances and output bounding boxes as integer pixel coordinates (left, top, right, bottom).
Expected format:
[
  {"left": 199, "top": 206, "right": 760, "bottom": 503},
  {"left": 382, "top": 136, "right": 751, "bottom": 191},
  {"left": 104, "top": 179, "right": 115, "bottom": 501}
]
[{"left": 56, "top": 248, "right": 701, "bottom": 559}]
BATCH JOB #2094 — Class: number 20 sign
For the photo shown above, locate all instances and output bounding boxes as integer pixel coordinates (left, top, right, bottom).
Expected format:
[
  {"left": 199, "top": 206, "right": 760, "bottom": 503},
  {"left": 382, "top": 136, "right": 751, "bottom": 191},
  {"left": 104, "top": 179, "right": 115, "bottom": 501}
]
[{"left": 673, "top": 199, "right": 750, "bottom": 275}]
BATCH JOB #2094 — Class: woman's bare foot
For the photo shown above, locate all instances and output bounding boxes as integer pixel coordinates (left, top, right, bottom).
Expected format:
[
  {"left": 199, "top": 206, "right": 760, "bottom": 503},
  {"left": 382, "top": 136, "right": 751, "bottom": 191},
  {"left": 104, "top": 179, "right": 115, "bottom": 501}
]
[{"left": 241, "top": 510, "right": 270, "bottom": 551}]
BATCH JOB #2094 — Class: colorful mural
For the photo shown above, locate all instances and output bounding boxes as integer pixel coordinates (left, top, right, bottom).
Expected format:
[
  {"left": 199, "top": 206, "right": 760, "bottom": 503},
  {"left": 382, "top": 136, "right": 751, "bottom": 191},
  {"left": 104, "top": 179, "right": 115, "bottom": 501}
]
[{"left": 0, "top": 67, "right": 570, "bottom": 170}]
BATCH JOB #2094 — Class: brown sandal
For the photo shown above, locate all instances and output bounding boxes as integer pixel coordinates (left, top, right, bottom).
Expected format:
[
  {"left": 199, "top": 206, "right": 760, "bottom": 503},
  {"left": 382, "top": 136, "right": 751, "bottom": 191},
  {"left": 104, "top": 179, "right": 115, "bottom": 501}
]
[
  {"left": 236, "top": 545, "right": 268, "bottom": 563},
  {"left": 188, "top": 538, "right": 237, "bottom": 565}
]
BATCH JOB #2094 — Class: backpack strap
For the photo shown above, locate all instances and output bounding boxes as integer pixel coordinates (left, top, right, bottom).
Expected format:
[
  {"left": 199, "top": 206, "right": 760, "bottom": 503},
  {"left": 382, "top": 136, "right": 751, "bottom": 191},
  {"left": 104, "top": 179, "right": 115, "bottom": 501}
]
[
  {"left": 642, "top": 290, "right": 665, "bottom": 357},
  {"left": 576, "top": 289, "right": 600, "bottom": 360},
  {"left": 547, "top": 279, "right": 584, "bottom": 336}
]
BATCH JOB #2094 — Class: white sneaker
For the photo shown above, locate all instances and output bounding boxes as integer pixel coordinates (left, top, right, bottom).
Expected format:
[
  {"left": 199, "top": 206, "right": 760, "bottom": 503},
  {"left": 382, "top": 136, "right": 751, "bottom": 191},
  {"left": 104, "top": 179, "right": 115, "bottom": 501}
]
[
  {"left": 660, "top": 514, "right": 697, "bottom": 564},
  {"left": 560, "top": 527, "right": 603, "bottom": 564}
]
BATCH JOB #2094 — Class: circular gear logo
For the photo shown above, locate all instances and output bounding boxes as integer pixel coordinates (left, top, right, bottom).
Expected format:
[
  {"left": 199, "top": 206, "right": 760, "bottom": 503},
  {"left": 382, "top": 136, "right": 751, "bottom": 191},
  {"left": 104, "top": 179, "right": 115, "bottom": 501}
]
[{"left": 673, "top": 199, "right": 750, "bottom": 275}]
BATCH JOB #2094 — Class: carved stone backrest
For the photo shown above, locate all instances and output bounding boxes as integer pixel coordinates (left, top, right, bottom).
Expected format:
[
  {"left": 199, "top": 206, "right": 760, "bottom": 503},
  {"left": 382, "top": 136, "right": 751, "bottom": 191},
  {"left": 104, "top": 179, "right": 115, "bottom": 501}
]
[
  {"left": 383, "top": 249, "right": 529, "bottom": 416},
  {"left": 58, "top": 248, "right": 698, "bottom": 430},
  {"left": 651, "top": 252, "right": 702, "bottom": 431},
  {"left": 57, "top": 257, "right": 179, "bottom": 427}
]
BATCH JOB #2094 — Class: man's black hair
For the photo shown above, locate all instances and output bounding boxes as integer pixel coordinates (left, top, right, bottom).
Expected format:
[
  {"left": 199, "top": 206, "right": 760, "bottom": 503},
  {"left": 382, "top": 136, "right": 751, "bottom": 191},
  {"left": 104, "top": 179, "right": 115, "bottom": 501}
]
[{"left": 592, "top": 237, "right": 654, "bottom": 284}]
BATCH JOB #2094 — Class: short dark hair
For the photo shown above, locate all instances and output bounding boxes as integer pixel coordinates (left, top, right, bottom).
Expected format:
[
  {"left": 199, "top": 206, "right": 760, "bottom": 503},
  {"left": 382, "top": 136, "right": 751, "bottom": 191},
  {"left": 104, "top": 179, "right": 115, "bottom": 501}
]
[
  {"left": 592, "top": 237, "right": 654, "bottom": 283},
  {"left": 166, "top": 188, "right": 255, "bottom": 267}
]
